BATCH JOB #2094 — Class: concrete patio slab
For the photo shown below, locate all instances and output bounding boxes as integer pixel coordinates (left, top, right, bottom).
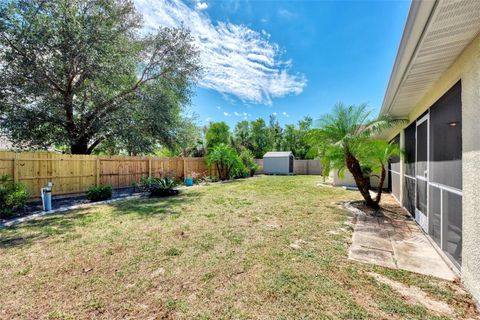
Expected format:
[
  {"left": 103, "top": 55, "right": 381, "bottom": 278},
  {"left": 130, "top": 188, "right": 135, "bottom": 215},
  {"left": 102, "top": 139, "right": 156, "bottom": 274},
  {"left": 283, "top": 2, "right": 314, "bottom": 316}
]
[{"left": 346, "top": 195, "right": 457, "bottom": 281}]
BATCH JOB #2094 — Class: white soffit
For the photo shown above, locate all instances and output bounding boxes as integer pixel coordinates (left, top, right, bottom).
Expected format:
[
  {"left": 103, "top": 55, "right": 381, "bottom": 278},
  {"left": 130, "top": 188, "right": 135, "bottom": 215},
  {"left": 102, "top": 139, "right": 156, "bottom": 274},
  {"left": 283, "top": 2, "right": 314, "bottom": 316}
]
[{"left": 381, "top": 0, "right": 480, "bottom": 118}]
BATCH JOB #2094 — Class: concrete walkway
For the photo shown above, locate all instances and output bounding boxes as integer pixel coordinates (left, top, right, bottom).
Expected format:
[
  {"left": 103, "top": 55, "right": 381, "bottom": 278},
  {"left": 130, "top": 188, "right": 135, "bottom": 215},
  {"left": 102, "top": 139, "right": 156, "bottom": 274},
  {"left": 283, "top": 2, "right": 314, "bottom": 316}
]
[{"left": 347, "top": 197, "right": 457, "bottom": 281}]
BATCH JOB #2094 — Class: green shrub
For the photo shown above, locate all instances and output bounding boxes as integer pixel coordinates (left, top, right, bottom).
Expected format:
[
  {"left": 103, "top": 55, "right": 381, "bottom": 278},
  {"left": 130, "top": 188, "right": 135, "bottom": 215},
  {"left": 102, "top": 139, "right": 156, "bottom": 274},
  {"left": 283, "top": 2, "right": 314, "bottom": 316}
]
[
  {"left": 206, "top": 144, "right": 245, "bottom": 180},
  {"left": 231, "top": 159, "right": 249, "bottom": 179},
  {"left": 239, "top": 150, "right": 258, "bottom": 177},
  {"left": 86, "top": 185, "right": 113, "bottom": 202},
  {"left": 141, "top": 176, "right": 179, "bottom": 196},
  {"left": 0, "top": 175, "right": 29, "bottom": 218}
]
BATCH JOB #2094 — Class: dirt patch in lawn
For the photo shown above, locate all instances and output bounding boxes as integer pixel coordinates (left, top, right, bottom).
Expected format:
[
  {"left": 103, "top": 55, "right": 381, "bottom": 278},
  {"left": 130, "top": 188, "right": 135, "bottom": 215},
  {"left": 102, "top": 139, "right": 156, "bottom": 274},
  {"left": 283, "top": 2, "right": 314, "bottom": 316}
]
[{"left": 369, "top": 272, "right": 454, "bottom": 316}]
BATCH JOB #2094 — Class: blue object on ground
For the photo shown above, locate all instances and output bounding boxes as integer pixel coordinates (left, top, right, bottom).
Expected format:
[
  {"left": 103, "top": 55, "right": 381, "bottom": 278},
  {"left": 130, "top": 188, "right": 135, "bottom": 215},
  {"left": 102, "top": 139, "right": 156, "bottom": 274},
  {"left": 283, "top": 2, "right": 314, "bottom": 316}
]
[{"left": 185, "top": 177, "right": 193, "bottom": 186}]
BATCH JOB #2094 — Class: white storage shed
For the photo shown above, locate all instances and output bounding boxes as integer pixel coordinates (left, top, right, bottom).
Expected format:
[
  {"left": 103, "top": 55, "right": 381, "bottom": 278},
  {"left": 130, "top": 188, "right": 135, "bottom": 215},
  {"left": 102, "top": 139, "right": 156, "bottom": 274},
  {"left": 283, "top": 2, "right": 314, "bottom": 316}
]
[{"left": 263, "top": 151, "right": 294, "bottom": 175}]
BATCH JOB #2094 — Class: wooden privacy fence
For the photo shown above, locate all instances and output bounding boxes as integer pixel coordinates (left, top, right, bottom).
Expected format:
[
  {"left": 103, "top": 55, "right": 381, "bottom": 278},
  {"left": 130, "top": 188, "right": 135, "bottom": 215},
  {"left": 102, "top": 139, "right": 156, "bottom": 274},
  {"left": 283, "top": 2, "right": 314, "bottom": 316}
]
[
  {"left": 255, "top": 159, "right": 323, "bottom": 175},
  {"left": 0, "top": 151, "right": 215, "bottom": 199}
]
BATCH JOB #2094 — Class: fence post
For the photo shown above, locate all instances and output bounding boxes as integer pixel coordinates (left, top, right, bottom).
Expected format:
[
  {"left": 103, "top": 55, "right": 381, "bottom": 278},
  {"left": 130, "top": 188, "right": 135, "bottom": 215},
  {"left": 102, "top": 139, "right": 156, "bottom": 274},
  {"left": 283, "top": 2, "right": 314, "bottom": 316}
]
[
  {"left": 13, "top": 153, "right": 18, "bottom": 183},
  {"left": 148, "top": 158, "right": 152, "bottom": 178},
  {"left": 183, "top": 158, "right": 186, "bottom": 180},
  {"left": 96, "top": 157, "right": 100, "bottom": 186}
]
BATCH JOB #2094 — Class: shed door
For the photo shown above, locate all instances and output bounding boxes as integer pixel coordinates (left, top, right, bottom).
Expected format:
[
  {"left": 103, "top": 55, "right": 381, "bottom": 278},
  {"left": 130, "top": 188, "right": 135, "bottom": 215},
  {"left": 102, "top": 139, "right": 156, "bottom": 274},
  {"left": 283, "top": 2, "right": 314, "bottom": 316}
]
[{"left": 289, "top": 156, "right": 293, "bottom": 173}]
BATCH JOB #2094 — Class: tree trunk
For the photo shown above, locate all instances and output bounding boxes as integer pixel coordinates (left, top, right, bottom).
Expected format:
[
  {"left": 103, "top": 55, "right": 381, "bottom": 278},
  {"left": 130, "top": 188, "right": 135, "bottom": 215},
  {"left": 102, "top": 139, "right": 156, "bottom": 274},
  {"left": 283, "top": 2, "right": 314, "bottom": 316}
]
[
  {"left": 345, "top": 152, "right": 379, "bottom": 209},
  {"left": 70, "top": 142, "right": 90, "bottom": 154},
  {"left": 375, "top": 164, "right": 386, "bottom": 204}
]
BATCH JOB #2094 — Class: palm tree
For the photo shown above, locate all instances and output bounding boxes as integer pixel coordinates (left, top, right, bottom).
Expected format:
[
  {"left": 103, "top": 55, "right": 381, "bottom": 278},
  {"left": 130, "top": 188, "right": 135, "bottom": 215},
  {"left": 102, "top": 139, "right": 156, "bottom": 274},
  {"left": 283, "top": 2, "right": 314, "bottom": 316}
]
[
  {"left": 357, "top": 140, "right": 402, "bottom": 205},
  {"left": 313, "top": 103, "right": 405, "bottom": 209}
]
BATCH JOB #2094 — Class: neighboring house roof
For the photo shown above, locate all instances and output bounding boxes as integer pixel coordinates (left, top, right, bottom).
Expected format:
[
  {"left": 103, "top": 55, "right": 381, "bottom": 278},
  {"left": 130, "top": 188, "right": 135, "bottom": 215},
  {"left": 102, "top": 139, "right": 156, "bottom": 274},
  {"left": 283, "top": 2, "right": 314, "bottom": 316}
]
[
  {"left": 263, "top": 151, "right": 293, "bottom": 158},
  {"left": 380, "top": 0, "right": 480, "bottom": 118}
]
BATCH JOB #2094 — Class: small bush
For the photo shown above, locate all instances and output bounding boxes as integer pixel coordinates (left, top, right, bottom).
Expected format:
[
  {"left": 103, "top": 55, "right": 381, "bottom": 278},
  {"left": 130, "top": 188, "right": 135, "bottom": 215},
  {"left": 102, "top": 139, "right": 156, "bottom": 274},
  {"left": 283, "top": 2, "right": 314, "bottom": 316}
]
[
  {"left": 86, "top": 185, "right": 112, "bottom": 202},
  {"left": 206, "top": 144, "right": 245, "bottom": 180},
  {"left": 191, "top": 171, "right": 208, "bottom": 184},
  {"left": 231, "top": 160, "right": 249, "bottom": 179},
  {"left": 0, "top": 175, "right": 29, "bottom": 218},
  {"left": 239, "top": 150, "right": 258, "bottom": 177},
  {"left": 141, "top": 176, "right": 179, "bottom": 197}
]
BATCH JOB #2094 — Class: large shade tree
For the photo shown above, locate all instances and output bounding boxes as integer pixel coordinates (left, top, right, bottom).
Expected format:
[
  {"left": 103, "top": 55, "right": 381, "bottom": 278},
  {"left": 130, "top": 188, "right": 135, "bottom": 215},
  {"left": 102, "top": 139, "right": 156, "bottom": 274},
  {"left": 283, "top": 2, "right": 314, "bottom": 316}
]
[
  {"left": 234, "top": 120, "right": 252, "bottom": 151},
  {"left": 250, "top": 118, "right": 270, "bottom": 158},
  {"left": 205, "top": 122, "right": 230, "bottom": 151},
  {"left": 0, "top": 0, "right": 201, "bottom": 154},
  {"left": 313, "top": 103, "right": 404, "bottom": 209},
  {"left": 268, "top": 114, "right": 283, "bottom": 151},
  {"left": 281, "top": 116, "right": 314, "bottom": 159}
]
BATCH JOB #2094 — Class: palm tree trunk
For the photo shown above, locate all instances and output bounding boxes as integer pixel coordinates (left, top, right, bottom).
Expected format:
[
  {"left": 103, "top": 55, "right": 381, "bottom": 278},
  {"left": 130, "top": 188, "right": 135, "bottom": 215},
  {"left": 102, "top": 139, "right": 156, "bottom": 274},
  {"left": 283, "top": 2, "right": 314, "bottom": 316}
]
[
  {"left": 345, "top": 152, "right": 379, "bottom": 209},
  {"left": 375, "top": 164, "right": 386, "bottom": 204}
]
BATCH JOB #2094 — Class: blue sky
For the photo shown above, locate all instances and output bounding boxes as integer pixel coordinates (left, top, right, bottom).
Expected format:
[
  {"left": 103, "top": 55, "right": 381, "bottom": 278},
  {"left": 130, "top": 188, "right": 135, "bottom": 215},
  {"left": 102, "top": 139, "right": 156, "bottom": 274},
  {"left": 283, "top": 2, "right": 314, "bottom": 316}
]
[{"left": 135, "top": 0, "right": 410, "bottom": 128}]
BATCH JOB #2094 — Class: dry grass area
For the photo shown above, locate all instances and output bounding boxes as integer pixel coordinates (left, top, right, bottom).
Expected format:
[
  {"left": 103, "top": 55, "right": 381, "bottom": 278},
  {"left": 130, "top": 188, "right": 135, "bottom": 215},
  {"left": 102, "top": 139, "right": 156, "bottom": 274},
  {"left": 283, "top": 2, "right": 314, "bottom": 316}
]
[{"left": 0, "top": 176, "right": 477, "bottom": 319}]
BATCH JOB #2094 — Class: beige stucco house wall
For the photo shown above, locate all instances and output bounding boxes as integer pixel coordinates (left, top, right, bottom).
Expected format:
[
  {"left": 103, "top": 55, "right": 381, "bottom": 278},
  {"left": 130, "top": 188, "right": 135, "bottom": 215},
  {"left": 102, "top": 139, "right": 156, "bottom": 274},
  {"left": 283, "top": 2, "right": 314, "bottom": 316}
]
[
  {"left": 384, "top": 33, "right": 480, "bottom": 300},
  {"left": 383, "top": 24, "right": 480, "bottom": 304}
]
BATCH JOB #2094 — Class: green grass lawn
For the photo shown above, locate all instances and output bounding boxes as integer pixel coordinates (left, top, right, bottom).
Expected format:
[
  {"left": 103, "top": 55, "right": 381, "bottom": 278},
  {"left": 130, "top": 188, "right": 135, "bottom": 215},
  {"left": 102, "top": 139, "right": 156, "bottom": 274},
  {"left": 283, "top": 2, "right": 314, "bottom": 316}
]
[{"left": 0, "top": 176, "right": 477, "bottom": 319}]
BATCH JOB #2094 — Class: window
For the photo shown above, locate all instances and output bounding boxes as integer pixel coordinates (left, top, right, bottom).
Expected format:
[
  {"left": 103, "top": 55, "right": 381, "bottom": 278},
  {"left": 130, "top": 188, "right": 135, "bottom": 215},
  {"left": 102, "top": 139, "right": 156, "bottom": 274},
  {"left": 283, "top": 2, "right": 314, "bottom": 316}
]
[
  {"left": 429, "top": 81, "right": 462, "bottom": 190},
  {"left": 400, "top": 81, "right": 462, "bottom": 267},
  {"left": 429, "top": 81, "right": 462, "bottom": 266},
  {"left": 403, "top": 122, "right": 416, "bottom": 216}
]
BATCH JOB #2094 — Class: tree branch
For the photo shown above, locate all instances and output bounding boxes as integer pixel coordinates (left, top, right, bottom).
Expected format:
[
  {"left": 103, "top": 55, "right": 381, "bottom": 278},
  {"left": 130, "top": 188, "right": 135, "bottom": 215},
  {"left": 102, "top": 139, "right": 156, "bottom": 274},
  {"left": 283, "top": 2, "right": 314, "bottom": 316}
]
[
  {"left": 0, "top": 34, "right": 65, "bottom": 94},
  {"left": 86, "top": 138, "right": 104, "bottom": 154}
]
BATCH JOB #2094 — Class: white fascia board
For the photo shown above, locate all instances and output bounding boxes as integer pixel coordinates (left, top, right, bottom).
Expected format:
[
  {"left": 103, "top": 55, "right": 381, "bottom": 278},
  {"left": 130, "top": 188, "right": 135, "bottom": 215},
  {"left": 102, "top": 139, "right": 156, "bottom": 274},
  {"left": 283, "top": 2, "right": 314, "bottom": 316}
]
[{"left": 379, "top": 0, "right": 437, "bottom": 116}]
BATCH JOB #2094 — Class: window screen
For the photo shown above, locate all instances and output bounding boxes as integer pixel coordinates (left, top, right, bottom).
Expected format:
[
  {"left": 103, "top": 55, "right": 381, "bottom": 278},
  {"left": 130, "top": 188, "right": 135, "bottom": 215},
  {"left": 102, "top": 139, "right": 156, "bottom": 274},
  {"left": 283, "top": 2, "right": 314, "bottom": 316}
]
[
  {"left": 443, "top": 191, "right": 462, "bottom": 265},
  {"left": 389, "top": 135, "right": 400, "bottom": 173},
  {"left": 404, "top": 122, "right": 416, "bottom": 177},
  {"left": 428, "top": 81, "right": 462, "bottom": 266},
  {"left": 416, "top": 179, "right": 427, "bottom": 214},
  {"left": 429, "top": 186, "right": 441, "bottom": 247},
  {"left": 429, "top": 81, "right": 462, "bottom": 190},
  {"left": 416, "top": 120, "right": 428, "bottom": 179},
  {"left": 403, "top": 176, "right": 416, "bottom": 217}
]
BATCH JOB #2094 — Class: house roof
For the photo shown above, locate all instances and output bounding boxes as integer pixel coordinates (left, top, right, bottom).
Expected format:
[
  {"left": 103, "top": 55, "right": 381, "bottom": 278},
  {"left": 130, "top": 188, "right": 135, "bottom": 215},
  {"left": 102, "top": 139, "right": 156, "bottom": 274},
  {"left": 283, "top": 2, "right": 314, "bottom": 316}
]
[
  {"left": 380, "top": 0, "right": 480, "bottom": 118},
  {"left": 263, "top": 151, "right": 293, "bottom": 158}
]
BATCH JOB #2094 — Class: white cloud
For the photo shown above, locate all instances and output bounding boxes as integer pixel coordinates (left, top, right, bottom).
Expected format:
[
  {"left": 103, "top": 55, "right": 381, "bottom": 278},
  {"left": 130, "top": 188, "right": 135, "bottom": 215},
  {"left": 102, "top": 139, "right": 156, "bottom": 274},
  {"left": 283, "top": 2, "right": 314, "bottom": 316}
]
[
  {"left": 216, "top": 106, "right": 221, "bottom": 110},
  {"left": 205, "top": 117, "right": 212, "bottom": 122},
  {"left": 278, "top": 8, "right": 296, "bottom": 19},
  {"left": 282, "top": 111, "right": 289, "bottom": 117},
  {"left": 135, "top": 0, "right": 306, "bottom": 105},
  {"left": 272, "top": 112, "right": 277, "bottom": 116},
  {"left": 195, "top": 1, "right": 208, "bottom": 10},
  {"left": 223, "top": 112, "right": 231, "bottom": 117}
]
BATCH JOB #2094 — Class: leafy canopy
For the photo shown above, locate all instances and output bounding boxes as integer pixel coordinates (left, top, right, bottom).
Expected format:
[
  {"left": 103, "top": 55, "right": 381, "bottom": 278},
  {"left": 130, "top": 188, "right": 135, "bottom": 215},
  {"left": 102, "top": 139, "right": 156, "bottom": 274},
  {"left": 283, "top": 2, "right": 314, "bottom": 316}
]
[
  {"left": 0, "top": 0, "right": 201, "bottom": 154},
  {"left": 205, "top": 122, "right": 230, "bottom": 151},
  {"left": 311, "top": 102, "right": 405, "bottom": 208},
  {"left": 312, "top": 102, "right": 403, "bottom": 176}
]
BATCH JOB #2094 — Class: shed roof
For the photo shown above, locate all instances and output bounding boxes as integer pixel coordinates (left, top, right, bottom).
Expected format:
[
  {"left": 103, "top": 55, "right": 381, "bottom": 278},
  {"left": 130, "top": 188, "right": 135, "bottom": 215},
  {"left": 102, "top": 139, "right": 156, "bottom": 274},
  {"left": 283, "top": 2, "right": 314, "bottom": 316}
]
[{"left": 263, "top": 151, "right": 293, "bottom": 158}]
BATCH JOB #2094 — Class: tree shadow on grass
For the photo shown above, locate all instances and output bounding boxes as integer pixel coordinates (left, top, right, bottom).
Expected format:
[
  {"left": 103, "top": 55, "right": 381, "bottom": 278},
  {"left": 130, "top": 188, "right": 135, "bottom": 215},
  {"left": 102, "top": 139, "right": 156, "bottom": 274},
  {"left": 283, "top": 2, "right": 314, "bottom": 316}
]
[
  {"left": 108, "top": 190, "right": 202, "bottom": 217},
  {"left": 0, "top": 209, "right": 91, "bottom": 249},
  {"left": 0, "top": 190, "right": 203, "bottom": 250}
]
